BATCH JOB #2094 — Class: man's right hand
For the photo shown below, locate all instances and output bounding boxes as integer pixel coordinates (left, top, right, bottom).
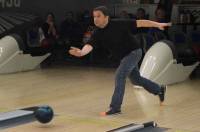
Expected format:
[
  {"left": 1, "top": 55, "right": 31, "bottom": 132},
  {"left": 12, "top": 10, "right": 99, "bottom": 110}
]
[
  {"left": 69, "top": 47, "right": 82, "bottom": 57},
  {"left": 158, "top": 22, "right": 172, "bottom": 30}
]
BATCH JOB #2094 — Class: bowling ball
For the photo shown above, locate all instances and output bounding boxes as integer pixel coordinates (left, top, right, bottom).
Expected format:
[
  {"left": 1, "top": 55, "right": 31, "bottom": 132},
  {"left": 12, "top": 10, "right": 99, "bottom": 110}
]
[
  {"left": 34, "top": 105, "right": 54, "bottom": 124},
  {"left": 41, "top": 38, "right": 50, "bottom": 48}
]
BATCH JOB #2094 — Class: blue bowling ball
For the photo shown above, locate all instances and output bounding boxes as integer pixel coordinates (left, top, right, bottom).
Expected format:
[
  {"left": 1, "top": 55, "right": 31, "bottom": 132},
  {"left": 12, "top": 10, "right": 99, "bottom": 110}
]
[{"left": 34, "top": 105, "right": 54, "bottom": 124}]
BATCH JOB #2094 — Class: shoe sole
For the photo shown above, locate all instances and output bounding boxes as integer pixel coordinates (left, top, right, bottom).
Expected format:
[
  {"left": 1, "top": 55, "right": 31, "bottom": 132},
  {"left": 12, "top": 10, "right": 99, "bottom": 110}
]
[
  {"left": 107, "top": 112, "right": 121, "bottom": 116},
  {"left": 100, "top": 111, "right": 121, "bottom": 116},
  {"left": 160, "top": 85, "right": 167, "bottom": 106}
]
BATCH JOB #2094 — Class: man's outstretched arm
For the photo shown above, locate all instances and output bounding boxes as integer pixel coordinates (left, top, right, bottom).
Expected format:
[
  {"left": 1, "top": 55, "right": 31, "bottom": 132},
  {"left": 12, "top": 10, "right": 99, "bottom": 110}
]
[
  {"left": 136, "top": 20, "right": 172, "bottom": 30},
  {"left": 69, "top": 44, "right": 93, "bottom": 57}
]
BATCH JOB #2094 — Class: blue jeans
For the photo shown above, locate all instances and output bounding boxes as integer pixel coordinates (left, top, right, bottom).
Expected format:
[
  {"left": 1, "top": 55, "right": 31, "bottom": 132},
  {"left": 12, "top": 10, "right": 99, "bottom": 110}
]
[{"left": 110, "top": 49, "right": 161, "bottom": 110}]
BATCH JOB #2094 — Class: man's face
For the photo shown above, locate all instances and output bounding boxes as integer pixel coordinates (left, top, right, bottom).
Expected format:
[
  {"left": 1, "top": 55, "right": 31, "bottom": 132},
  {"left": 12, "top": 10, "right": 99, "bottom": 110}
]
[{"left": 93, "top": 10, "right": 109, "bottom": 28}]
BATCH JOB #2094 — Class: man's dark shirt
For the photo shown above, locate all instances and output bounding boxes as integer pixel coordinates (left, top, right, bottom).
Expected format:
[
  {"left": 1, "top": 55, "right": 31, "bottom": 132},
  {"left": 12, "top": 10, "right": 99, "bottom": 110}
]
[{"left": 87, "top": 19, "right": 140, "bottom": 61}]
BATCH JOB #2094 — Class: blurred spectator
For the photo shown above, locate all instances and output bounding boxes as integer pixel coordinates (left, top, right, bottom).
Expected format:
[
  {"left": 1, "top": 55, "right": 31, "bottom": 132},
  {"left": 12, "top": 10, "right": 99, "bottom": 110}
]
[
  {"left": 119, "top": 10, "right": 130, "bottom": 19},
  {"left": 155, "top": 7, "right": 167, "bottom": 23},
  {"left": 136, "top": 8, "right": 149, "bottom": 33},
  {"left": 60, "top": 11, "right": 82, "bottom": 43},
  {"left": 146, "top": 7, "right": 168, "bottom": 49},
  {"left": 136, "top": 8, "right": 146, "bottom": 20},
  {"left": 79, "top": 10, "right": 93, "bottom": 33},
  {"left": 42, "top": 12, "right": 58, "bottom": 39},
  {"left": 41, "top": 12, "right": 58, "bottom": 66}
]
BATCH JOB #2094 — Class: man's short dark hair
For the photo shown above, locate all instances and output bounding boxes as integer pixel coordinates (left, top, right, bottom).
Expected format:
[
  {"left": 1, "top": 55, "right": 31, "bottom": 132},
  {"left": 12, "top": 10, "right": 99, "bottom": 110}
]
[{"left": 93, "top": 6, "right": 109, "bottom": 16}]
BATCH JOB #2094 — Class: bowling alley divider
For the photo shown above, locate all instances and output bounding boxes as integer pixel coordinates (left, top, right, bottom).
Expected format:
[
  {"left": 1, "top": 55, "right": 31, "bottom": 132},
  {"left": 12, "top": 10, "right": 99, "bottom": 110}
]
[
  {"left": 0, "top": 105, "right": 54, "bottom": 130},
  {"left": 107, "top": 121, "right": 170, "bottom": 132}
]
